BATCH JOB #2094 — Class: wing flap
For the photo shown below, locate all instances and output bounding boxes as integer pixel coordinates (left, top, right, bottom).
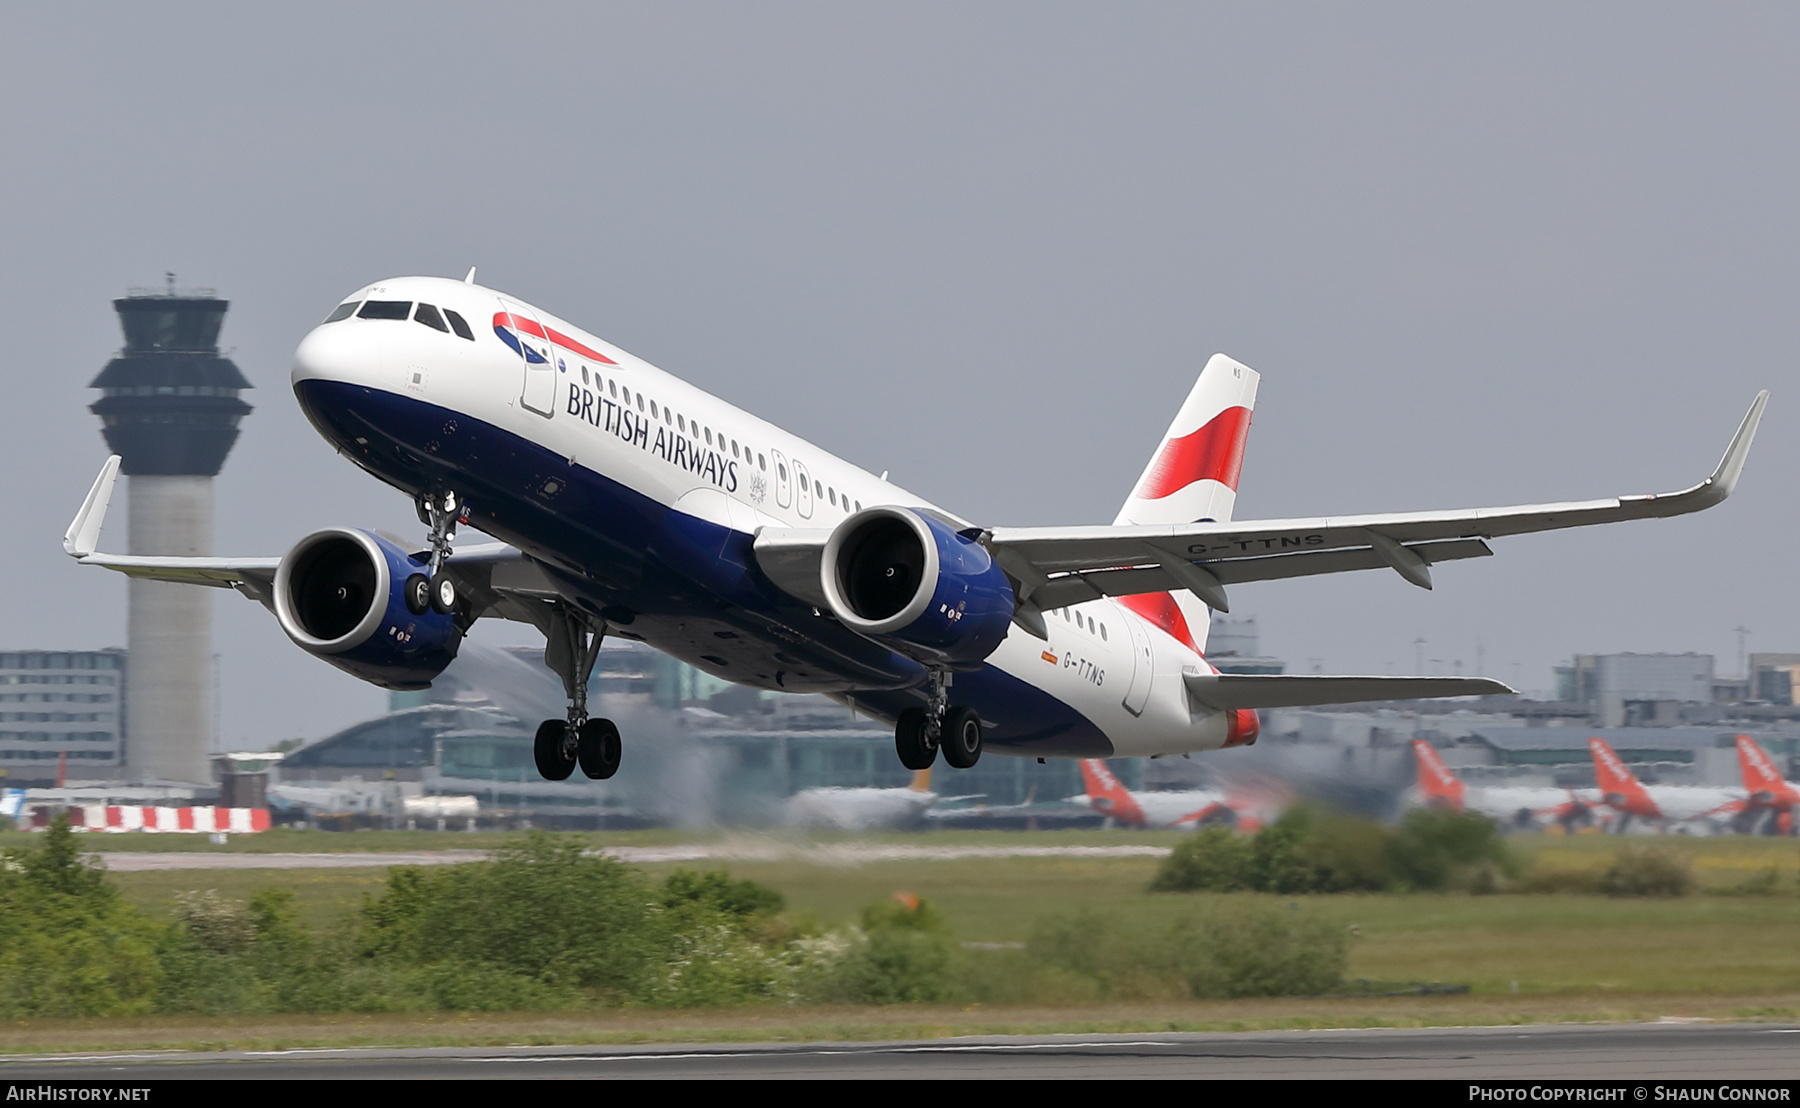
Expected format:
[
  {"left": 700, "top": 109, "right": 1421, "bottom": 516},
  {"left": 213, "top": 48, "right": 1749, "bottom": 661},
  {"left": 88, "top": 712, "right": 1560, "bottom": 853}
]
[{"left": 1030, "top": 538, "right": 1492, "bottom": 609}]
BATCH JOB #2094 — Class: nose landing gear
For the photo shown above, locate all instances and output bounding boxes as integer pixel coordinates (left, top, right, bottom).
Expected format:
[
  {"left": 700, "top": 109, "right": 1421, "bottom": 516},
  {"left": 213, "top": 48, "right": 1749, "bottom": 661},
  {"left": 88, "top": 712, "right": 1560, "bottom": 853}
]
[{"left": 413, "top": 489, "right": 465, "bottom": 615}]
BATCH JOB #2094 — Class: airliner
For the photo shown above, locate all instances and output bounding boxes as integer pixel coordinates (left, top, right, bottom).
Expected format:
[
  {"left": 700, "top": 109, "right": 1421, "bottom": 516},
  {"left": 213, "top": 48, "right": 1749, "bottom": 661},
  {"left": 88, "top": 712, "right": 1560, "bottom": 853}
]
[
  {"left": 61, "top": 273, "right": 1768, "bottom": 782},
  {"left": 1072, "top": 758, "right": 1284, "bottom": 830},
  {"left": 1409, "top": 740, "right": 1595, "bottom": 831},
  {"left": 1588, "top": 737, "right": 1744, "bottom": 831},
  {"left": 781, "top": 768, "right": 979, "bottom": 831}
]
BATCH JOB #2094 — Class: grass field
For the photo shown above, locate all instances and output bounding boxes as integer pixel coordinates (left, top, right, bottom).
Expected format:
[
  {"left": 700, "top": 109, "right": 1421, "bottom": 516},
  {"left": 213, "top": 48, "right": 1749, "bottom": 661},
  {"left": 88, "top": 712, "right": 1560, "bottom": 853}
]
[{"left": 6, "top": 828, "right": 1791, "bottom": 1052}]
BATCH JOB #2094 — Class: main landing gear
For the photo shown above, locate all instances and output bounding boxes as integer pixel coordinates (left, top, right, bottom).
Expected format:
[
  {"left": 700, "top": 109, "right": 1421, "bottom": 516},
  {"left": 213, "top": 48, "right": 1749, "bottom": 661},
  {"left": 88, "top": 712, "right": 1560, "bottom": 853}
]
[
  {"left": 404, "top": 489, "right": 465, "bottom": 617},
  {"left": 894, "top": 669, "right": 982, "bottom": 770},
  {"left": 533, "top": 604, "right": 622, "bottom": 781}
]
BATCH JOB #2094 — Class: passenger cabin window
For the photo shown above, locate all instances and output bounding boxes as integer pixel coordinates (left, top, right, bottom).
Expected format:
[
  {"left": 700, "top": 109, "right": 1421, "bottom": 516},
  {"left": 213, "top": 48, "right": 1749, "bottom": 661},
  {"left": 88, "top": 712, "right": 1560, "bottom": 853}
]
[
  {"left": 324, "top": 301, "right": 359, "bottom": 323},
  {"left": 608, "top": 380, "right": 617, "bottom": 398},
  {"left": 443, "top": 308, "right": 474, "bottom": 340},
  {"left": 649, "top": 400, "right": 658, "bottom": 418},
  {"left": 358, "top": 300, "right": 411, "bottom": 320},
  {"left": 414, "top": 303, "right": 449, "bottom": 332},
  {"left": 678, "top": 415, "right": 686, "bottom": 433}
]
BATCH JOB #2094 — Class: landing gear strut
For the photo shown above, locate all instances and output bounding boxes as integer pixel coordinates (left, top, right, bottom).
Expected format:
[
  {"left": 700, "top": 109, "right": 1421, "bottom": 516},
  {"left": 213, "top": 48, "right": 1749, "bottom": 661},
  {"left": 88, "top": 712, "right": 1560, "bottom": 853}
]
[
  {"left": 415, "top": 489, "right": 464, "bottom": 615},
  {"left": 533, "top": 604, "right": 620, "bottom": 781},
  {"left": 894, "top": 669, "right": 982, "bottom": 770}
]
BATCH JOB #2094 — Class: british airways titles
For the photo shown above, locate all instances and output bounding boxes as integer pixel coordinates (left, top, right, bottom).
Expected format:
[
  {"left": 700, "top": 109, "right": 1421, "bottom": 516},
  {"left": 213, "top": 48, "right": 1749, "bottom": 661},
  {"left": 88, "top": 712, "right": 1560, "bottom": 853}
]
[{"left": 564, "top": 381, "right": 741, "bottom": 493}]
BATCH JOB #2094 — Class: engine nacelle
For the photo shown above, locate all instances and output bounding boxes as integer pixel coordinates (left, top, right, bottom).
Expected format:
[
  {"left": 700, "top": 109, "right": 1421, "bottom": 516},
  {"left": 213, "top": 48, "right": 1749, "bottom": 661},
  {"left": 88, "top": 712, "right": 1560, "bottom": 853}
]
[
  {"left": 820, "top": 507, "right": 1014, "bottom": 667},
  {"left": 272, "top": 528, "right": 462, "bottom": 690}
]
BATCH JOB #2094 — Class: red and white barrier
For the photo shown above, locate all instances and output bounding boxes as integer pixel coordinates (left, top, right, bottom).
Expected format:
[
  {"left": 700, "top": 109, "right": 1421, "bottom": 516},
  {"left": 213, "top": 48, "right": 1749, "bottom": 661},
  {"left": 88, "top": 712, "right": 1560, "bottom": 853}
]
[{"left": 31, "top": 806, "right": 271, "bottom": 833}]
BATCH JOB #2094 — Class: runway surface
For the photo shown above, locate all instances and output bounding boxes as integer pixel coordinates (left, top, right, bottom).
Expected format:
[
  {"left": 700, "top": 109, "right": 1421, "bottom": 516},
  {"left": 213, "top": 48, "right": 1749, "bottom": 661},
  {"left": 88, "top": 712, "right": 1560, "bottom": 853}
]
[
  {"left": 93, "top": 843, "right": 1172, "bottom": 871},
  {"left": 3, "top": 1024, "right": 1795, "bottom": 1079}
]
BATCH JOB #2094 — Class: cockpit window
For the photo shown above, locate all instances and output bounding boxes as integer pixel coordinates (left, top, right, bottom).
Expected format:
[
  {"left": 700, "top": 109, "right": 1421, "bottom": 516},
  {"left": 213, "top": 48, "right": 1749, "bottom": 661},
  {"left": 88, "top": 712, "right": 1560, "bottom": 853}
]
[
  {"left": 414, "top": 303, "right": 450, "bottom": 333},
  {"left": 443, "top": 308, "right": 474, "bottom": 340},
  {"left": 358, "top": 300, "right": 412, "bottom": 320},
  {"left": 323, "top": 301, "right": 359, "bottom": 323}
]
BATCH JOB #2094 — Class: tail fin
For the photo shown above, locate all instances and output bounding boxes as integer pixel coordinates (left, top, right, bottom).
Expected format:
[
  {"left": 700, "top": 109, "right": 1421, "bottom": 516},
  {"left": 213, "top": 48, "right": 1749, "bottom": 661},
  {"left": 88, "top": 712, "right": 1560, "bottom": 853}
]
[
  {"left": 1078, "top": 759, "right": 1146, "bottom": 826},
  {"left": 1411, "top": 740, "right": 1466, "bottom": 811},
  {"left": 1589, "top": 737, "right": 1660, "bottom": 819},
  {"left": 1113, "top": 354, "right": 1260, "bottom": 654},
  {"left": 1736, "top": 735, "right": 1799, "bottom": 803},
  {"left": 1116, "top": 353, "right": 1259, "bottom": 528},
  {"left": 908, "top": 768, "right": 932, "bottom": 793}
]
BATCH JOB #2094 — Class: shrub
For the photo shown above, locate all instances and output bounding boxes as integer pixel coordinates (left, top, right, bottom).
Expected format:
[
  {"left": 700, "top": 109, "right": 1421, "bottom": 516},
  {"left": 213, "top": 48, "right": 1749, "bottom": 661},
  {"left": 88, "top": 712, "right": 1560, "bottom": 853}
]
[
  {"left": 1600, "top": 847, "right": 1695, "bottom": 898},
  {"left": 1391, "top": 808, "right": 1514, "bottom": 891},
  {"left": 1149, "top": 827, "right": 1253, "bottom": 892},
  {"left": 1152, "top": 804, "right": 1517, "bottom": 895},
  {"left": 0, "top": 816, "right": 163, "bottom": 1018},
  {"left": 805, "top": 894, "right": 955, "bottom": 1004},
  {"left": 1027, "top": 900, "right": 1352, "bottom": 1000},
  {"left": 1182, "top": 902, "right": 1353, "bottom": 998},
  {"left": 1718, "top": 867, "right": 1786, "bottom": 897}
]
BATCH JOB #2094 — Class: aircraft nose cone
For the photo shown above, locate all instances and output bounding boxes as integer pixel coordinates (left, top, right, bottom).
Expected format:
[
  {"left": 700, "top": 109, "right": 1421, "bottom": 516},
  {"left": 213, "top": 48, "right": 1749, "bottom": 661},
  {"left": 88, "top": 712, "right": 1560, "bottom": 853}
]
[{"left": 292, "top": 322, "right": 382, "bottom": 389}]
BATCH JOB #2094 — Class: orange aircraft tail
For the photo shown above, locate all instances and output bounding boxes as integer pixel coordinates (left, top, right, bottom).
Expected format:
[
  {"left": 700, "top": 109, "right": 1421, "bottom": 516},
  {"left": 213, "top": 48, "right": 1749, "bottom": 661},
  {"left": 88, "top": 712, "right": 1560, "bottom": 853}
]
[
  {"left": 1411, "top": 740, "right": 1466, "bottom": 811},
  {"left": 1589, "top": 737, "right": 1660, "bottom": 820},
  {"left": 1736, "top": 735, "right": 1800, "bottom": 807},
  {"left": 1078, "top": 759, "right": 1147, "bottom": 826}
]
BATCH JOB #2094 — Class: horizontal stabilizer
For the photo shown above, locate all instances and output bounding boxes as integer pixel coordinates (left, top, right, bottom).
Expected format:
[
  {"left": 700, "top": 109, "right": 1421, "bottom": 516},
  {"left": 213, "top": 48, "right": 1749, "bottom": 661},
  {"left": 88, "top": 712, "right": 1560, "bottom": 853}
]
[{"left": 1182, "top": 671, "right": 1513, "bottom": 711}]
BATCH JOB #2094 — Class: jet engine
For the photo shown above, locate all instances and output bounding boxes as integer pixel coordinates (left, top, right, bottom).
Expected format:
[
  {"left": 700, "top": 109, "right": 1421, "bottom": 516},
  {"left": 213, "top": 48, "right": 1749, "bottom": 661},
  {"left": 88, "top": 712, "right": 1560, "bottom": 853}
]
[
  {"left": 272, "top": 528, "right": 463, "bottom": 690},
  {"left": 820, "top": 507, "right": 1014, "bottom": 667}
]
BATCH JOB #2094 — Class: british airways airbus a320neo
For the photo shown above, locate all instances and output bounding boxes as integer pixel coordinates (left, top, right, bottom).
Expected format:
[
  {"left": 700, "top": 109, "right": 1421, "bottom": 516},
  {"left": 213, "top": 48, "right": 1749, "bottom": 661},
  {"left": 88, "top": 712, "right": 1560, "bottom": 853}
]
[{"left": 62, "top": 273, "right": 1768, "bottom": 782}]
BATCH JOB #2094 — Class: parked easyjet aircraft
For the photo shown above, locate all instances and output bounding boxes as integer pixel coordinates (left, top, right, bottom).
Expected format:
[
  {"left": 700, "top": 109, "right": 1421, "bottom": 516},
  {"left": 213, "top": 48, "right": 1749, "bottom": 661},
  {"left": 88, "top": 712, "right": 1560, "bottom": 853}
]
[
  {"left": 1409, "top": 740, "right": 1595, "bottom": 831},
  {"left": 1588, "top": 737, "right": 1743, "bottom": 831},
  {"left": 61, "top": 274, "right": 1768, "bottom": 782},
  {"left": 1073, "top": 758, "right": 1282, "bottom": 830},
  {"left": 1735, "top": 735, "right": 1798, "bottom": 834},
  {"left": 782, "top": 769, "right": 957, "bottom": 831}
]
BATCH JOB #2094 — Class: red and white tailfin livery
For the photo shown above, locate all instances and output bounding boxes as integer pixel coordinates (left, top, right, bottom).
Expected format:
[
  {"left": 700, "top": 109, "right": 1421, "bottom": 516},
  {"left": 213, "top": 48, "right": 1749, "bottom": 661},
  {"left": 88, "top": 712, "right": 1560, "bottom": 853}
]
[
  {"left": 1589, "top": 737, "right": 1744, "bottom": 828},
  {"left": 1077, "top": 759, "right": 1148, "bottom": 825},
  {"left": 1114, "top": 354, "right": 1259, "bottom": 659},
  {"left": 1736, "top": 736, "right": 1798, "bottom": 806},
  {"left": 1589, "top": 737, "right": 1660, "bottom": 820},
  {"left": 1115, "top": 353, "right": 1258, "bottom": 530},
  {"left": 1409, "top": 740, "right": 1596, "bottom": 830},
  {"left": 1736, "top": 735, "right": 1798, "bottom": 833},
  {"left": 1412, "top": 740, "right": 1467, "bottom": 810}
]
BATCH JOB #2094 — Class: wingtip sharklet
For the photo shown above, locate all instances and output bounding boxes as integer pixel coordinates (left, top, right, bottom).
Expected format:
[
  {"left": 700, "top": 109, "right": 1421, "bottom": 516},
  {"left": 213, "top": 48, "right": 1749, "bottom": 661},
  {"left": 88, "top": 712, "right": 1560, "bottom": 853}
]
[
  {"left": 63, "top": 455, "right": 121, "bottom": 558},
  {"left": 1704, "top": 390, "right": 1769, "bottom": 503}
]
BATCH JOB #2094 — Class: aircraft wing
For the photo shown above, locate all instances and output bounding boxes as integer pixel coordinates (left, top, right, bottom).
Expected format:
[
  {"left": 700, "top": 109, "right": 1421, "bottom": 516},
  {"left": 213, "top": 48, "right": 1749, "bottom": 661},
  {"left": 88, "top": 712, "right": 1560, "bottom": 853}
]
[
  {"left": 63, "top": 454, "right": 560, "bottom": 629},
  {"left": 988, "top": 391, "right": 1766, "bottom": 614}
]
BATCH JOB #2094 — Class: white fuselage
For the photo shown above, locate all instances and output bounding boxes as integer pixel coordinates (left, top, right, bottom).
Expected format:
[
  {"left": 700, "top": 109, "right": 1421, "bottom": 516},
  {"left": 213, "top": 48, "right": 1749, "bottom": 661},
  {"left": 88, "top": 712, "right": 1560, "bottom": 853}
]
[{"left": 292, "top": 276, "right": 1232, "bottom": 759}]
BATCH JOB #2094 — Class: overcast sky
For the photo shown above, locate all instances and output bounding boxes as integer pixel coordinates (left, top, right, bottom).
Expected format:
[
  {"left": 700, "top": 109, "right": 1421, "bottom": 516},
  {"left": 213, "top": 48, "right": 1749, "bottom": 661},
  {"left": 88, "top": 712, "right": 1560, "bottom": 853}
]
[{"left": 2, "top": 3, "right": 1794, "bottom": 747}]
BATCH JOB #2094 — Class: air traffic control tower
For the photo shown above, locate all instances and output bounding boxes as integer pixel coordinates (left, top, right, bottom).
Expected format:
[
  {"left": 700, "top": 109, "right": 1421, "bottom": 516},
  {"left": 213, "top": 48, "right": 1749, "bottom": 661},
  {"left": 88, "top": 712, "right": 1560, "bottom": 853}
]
[{"left": 89, "top": 281, "right": 252, "bottom": 784}]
